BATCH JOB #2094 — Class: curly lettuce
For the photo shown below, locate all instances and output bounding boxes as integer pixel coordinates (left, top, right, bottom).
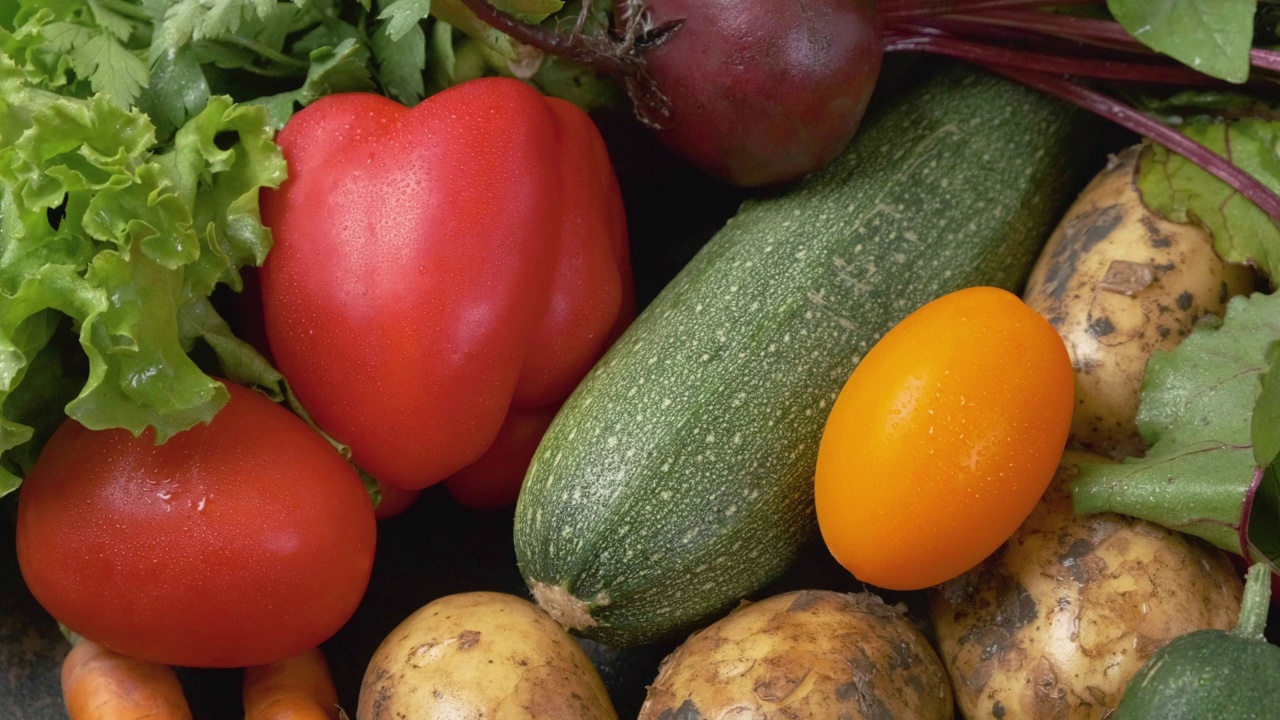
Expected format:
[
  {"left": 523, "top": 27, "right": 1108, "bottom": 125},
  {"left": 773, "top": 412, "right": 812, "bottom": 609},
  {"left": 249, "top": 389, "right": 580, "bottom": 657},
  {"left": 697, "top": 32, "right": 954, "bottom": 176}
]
[{"left": 0, "top": 56, "right": 287, "bottom": 495}]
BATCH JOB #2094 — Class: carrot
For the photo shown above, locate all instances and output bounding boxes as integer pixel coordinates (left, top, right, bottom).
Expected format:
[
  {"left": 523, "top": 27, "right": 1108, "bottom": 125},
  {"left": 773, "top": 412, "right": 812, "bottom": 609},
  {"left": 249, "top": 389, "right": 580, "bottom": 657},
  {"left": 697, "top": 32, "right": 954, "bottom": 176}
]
[
  {"left": 243, "top": 648, "right": 341, "bottom": 720},
  {"left": 61, "top": 639, "right": 192, "bottom": 720}
]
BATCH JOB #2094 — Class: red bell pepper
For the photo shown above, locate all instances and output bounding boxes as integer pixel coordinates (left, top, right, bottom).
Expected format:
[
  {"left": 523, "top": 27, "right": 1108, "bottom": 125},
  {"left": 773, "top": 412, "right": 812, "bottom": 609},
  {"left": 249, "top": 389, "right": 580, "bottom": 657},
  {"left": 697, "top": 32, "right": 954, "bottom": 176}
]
[{"left": 259, "top": 77, "right": 633, "bottom": 504}]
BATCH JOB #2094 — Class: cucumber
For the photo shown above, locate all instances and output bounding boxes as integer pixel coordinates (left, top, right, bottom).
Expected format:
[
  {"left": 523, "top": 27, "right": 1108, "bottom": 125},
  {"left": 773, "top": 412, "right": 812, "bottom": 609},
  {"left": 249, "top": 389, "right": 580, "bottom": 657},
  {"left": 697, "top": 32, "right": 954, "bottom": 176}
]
[{"left": 515, "top": 62, "right": 1098, "bottom": 647}]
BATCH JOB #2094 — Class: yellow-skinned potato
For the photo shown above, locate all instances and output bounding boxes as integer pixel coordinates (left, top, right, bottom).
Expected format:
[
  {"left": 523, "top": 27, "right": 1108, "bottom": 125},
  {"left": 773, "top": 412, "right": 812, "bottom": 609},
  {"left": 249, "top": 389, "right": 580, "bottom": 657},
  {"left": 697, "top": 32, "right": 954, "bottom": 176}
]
[
  {"left": 929, "top": 452, "right": 1243, "bottom": 720},
  {"left": 638, "top": 590, "right": 953, "bottom": 720},
  {"left": 1022, "top": 146, "right": 1255, "bottom": 457},
  {"left": 357, "top": 591, "right": 617, "bottom": 720}
]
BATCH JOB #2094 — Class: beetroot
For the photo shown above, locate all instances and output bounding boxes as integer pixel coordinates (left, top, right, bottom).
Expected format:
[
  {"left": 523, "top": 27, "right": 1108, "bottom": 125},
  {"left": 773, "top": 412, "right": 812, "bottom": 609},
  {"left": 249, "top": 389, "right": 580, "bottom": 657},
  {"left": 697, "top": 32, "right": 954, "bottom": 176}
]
[{"left": 618, "top": 0, "right": 884, "bottom": 186}]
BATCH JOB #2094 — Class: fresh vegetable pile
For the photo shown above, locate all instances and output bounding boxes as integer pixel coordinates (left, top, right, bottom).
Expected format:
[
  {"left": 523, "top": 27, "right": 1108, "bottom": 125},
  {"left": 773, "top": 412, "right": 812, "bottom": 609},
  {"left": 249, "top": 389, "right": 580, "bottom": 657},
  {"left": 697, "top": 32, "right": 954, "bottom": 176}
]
[{"left": 3, "top": 0, "right": 1280, "bottom": 718}]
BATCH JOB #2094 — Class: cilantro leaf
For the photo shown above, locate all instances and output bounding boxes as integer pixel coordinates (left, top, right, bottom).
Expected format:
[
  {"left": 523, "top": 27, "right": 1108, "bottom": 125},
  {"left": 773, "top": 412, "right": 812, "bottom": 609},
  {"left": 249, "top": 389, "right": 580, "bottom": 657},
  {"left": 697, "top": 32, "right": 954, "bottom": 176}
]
[
  {"left": 136, "top": 45, "right": 211, "bottom": 140},
  {"left": 156, "top": 0, "right": 278, "bottom": 50},
  {"left": 1108, "top": 0, "right": 1256, "bottom": 83},
  {"left": 86, "top": 0, "right": 138, "bottom": 41},
  {"left": 378, "top": 0, "right": 431, "bottom": 43},
  {"left": 372, "top": 16, "right": 425, "bottom": 105},
  {"left": 1137, "top": 117, "right": 1280, "bottom": 284},
  {"left": 69, "top": 31, "right": 147, "bottom": 105},
  {"left": 1074, "top": 291, "right": 1280, "bottom": 564}
]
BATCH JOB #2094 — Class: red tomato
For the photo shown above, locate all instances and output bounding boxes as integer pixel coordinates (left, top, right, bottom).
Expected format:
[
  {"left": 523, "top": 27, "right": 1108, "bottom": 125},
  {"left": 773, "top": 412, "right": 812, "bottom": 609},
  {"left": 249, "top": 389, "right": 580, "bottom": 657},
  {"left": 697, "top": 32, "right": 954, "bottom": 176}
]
[{"left": 15, "top": 381, "right": 377, "bottom": 668}]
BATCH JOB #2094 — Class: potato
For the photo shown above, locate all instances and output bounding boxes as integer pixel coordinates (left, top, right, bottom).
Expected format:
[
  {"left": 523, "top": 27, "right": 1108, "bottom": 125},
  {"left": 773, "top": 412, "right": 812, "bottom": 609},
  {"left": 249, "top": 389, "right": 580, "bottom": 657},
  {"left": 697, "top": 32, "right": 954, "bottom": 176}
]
[
  {"left": 638, "top": 590, "right": 953, "bottom": 720},
  {"left": 1022, "top": 146, "right": 1255, "bottom": 457},
  {"left": 357, "top": 591, "right": 617, "bottom": 720},
  {"left": 929, "top": 451, "right": 1243, "bottom": 720}
]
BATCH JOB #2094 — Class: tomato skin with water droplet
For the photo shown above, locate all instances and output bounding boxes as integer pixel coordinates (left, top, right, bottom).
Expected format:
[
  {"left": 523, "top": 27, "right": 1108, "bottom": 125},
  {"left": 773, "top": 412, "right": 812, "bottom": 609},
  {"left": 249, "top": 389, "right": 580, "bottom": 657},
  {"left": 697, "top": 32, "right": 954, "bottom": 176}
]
[
  {"left": 15, "top": 381, "right": 377, "bottom": 668},
  {"left": 815, "top": 286, "right": 1073, "bottom": 591}
]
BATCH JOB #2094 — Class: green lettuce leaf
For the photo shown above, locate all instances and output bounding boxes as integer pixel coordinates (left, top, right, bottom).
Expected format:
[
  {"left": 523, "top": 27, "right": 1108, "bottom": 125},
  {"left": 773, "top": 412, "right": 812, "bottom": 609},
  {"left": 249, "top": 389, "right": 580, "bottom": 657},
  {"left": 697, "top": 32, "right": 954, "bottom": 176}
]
[
  {"left": 0, "top": 55, "right": 285, "bottom": 496},
  {"left": 1073, "top": 291, "right": 1280, "bottom": 567}
]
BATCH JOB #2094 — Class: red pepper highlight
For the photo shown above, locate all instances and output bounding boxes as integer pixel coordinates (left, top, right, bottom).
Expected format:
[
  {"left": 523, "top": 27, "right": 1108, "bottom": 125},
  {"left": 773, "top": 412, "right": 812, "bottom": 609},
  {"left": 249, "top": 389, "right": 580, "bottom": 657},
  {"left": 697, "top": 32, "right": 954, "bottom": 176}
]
[{"left": 260, "top": 77, "right": 632, "bottom": 498}]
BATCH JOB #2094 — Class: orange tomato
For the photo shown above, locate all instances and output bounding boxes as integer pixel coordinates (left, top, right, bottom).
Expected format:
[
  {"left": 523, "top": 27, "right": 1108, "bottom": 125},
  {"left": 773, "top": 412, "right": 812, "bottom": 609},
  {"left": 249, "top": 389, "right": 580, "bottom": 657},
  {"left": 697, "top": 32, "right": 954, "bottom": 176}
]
[{"left": 815, "top": 286, "right": 1073, "bottom": 590}]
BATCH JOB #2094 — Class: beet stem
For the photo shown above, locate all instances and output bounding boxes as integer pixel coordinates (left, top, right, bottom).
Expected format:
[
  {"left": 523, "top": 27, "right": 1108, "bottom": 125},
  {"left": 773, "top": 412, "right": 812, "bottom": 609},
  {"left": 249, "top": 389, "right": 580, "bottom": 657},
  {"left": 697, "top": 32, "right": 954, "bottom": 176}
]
[
  {"left": 1240, "top": 464, "right": 1265, "bottom": 563},
  {"left": 880, "top": 0, "right": 1102, "bottom": 22},
  {"left": 892, "top": 6, "right": 1280, "bottom": 79},
  {"left": 885, "top": 33, "right": 1219, "bottom": 85},
  {"left": 900, "top": 14, "right": 1142, "bottom": 54},
  {"left": 941, "top": 10, "right": 1138, "bottom": 45},
  {"left": 1252, "top": 48, "right": 1280, "bottom": 74},
  {"left": 974, "top": 64, "right": 1280, "bottom": 228}
]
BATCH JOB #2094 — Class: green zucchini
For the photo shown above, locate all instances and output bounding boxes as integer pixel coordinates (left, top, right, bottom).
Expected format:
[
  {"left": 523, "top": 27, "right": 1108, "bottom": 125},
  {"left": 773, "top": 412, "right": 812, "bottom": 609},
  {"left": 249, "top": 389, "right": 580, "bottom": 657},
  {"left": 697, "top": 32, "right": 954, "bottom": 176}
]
[
  {"left": 1111, "top": 563, "right": 1280, "bottom": 719},
  {"left": 514, "top": 62, "right": 1098, "bottom": 647}
]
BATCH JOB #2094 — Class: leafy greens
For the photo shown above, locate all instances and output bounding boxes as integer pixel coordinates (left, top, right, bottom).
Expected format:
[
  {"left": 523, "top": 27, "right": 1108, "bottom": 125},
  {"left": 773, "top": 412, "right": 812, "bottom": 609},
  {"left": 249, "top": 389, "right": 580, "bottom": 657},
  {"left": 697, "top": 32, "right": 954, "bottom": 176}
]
[
  {"left": 1138, "top": 115, "right": 1280, "bottom": 283},
  {"left": 1074, "top": 293, "right": 1280, "bottom": 569},
  {"left": 0, "top": 58, "right": 288, "bottom": 495}
]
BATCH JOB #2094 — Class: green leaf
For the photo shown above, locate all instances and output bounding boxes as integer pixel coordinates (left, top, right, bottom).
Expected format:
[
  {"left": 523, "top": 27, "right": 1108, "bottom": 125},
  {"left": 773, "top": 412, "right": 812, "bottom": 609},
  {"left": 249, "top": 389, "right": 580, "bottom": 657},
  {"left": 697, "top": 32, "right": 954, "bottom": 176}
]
[
  {"left": 232, "top": 0, "right": 305, "bottom": 54},
  {"left": 1107, "top": 0, "right": 1256, "bottom": 83},
  {"left": 156, "top": 0, "right": 279, "bottom": 50},
  {"left": 155, "top": 0, "right": 202, "bottom": 49},
  {"left": 377, "top": 0, "right": 430, "bottom": 42},
  {"left": 0, "top": 55, "right": 287, "bottom": 493},
  {"left": 249, "top": 38, "right": 375, "bottom": 128},
  {"left": 176, "top": 294, "right": 283, "bottom": 397},
  {"left": 71, "top": 31, "right": 150, "bottom": 107},
  {"left": 430, "top": 0, "right": 520, "bottom": 61},
  {"left": 176, "top": 294, "right": 353, "bottom": 461},
  {"left": 1253, "top": 464, "right": 1280, "bottom": 562},
  {"left": 87, "top": 0, "right": 138, "bottom": 41},
  {"left": 0, "top": 319, "right": 83, "bottom": 495},
  {"left": 531, "top": 54, "right": 618, "bottom": 112},
  {"left": 66, "top": 249, "right": 229, "bottom": 441},
  {"left": 1256, "top": 340, "right": 1280, "bottom": 468},
  {"left": 161, "top": 95, "right": 286, "bottom": 295},
  {"left": 290, "top": 14, "right": 361, "bottom": 57},
  {"left": 1074, "top": 292, "right": 1280, "bottom": 563},
  {"left": 3, "top": 11, "right": 80, "bottom": 94},
  {"left": 135, "top": 45, "right": 211, "bottom": 140},
  {"left": 82, "top": 161, "right": 200, "bottom": 269},
  {"left": 1137, "top": 118, "right": 1280, "bottom": 284},
  {"left": 42, "top": 21, "right": 94, "bottom": 54},
  {"left": 428, "top": 19, "right": 457, "bottom": 87},
  {"left": 372, "top": 17, "right": 425, "bottom": 105}
]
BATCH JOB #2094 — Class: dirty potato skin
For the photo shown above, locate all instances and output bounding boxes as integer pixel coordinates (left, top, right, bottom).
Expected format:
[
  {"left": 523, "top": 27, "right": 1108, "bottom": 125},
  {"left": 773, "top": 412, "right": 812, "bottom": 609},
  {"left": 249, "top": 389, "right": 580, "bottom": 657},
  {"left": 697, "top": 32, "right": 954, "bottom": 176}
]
[
  {"left": 929, "top": 452, "right": 1243, "bottom": 720},
  {"left": 638, "top": 590, "right": 953, "bottom": 720},
  {"left": 357, "top": 591, "right": 617, "bottom": 720},
  {"left": 1022, "top": 146, "right": 1255, "bottom": 458}
]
